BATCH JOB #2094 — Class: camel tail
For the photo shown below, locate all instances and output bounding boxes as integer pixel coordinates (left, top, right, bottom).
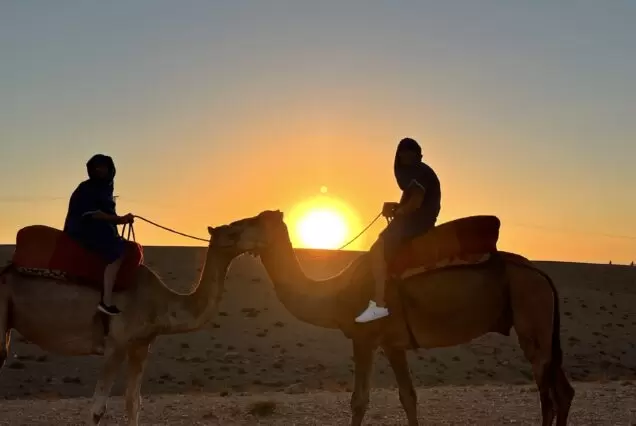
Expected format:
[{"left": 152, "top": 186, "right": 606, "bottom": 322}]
[{"left": 545, "top": 272, "right": 563, "bottom": 374}]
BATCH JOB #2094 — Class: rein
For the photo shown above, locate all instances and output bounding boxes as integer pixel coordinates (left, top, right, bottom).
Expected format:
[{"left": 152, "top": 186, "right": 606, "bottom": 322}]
[
  {"left": 123, "top": 212, "right": 383, "bottom": 250},
  {"left": 120, "top": 222, "right": 136, "bottom": 242},
  {"left": 336, "top": 212, "right": 384, "bottom": 250},
  {"left": 131, "top": 215, "right": 209, "bottom": 242}
]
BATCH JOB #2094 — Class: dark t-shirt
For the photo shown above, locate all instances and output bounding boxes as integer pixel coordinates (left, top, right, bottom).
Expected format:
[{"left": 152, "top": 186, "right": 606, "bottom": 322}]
[
  {"left": 63, "top": 179, "right": 119, "bottom": 244},
  {"left": 398, "top": 162, "right": 441, "bottom": 220}
]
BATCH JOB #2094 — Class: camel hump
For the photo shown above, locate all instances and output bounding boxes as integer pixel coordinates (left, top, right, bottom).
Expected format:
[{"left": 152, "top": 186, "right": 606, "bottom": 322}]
[
  {"left": 389, "top": 215, "right": 500, "bottom": 279},
  {"left": 12, "top": 225, "right": 143, "bottom": 292}
]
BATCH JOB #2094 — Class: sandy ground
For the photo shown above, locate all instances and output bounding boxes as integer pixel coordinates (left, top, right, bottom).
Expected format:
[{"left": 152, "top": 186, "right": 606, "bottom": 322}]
[
  {"left": 0, "top": 383, "right": 635, "bottom": 425},
  {"left": 1, "top": 245, "right": 636, "bottom": 424}
]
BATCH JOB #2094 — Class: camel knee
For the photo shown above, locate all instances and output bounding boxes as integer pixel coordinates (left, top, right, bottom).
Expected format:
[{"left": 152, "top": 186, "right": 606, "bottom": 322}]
[
  {"left": 351, "top": 392, "right": 369, "bottom": 411},
  {"left": 399, "top": 386, "right": 417, "bottom": 406},
  {"left": 126, "top": 395, "right": 141, "bottom": 411},
  {"left": 553, "top": 368, "right": 574, "bottom": 405}
]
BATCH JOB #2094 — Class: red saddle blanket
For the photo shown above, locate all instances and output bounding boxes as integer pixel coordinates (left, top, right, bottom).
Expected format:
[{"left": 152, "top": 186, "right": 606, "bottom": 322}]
[
  {"left": 11, "top": 225, "right": 143, "bottom": 292},
  {"left": 388, "top": 215, "right": 500, "bottom": 279}
]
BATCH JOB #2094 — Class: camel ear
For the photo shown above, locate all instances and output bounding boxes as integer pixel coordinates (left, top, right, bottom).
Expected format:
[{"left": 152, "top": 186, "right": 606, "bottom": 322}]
[{"left": 207, "top": 226, "right": 214, "bottom": 236}]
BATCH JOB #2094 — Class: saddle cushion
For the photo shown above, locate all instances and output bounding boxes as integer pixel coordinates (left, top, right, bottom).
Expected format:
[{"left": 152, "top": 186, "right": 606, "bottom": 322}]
[
  {"left": 12, "top": 225, "right": 143, "bottom": 291},
  {"left": 388, "top": 215, "right": 500, "bottom": 279}
]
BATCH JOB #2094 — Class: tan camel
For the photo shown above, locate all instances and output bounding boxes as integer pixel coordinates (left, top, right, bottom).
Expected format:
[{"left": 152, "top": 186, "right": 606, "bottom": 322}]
[
  {"left": 229, "top": 210, "right": 574, "bottom": 426},
  {"left": 0, "top": 220, "right": 266, "bottom": 426}
]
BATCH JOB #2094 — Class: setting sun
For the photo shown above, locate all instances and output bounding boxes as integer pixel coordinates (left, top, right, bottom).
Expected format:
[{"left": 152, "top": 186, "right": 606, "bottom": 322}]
[
  {"left": 297, "top": 209, "right": 347, "bottom": 249},
  {"left": 287, "top": 193, "right": 364, "bottom": 250}
]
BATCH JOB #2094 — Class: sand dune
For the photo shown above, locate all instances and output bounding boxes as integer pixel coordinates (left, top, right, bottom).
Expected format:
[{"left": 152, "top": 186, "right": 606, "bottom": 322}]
[{"left": 1, "top": 245, "right": 635, "bottom": 424}]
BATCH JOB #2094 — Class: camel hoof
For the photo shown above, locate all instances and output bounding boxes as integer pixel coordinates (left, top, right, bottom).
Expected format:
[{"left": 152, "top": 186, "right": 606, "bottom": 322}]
[{"left": 91, "top": 409, "right": 105, "bottom": 425}]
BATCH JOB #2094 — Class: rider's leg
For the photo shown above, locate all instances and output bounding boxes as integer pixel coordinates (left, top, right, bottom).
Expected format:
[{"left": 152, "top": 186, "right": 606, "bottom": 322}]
[
  {"left": 103, "top": 258, "right": 122, "bottom": 304},
  {"left": 98, "top": 239, "right": 125, "bottom": 316},
  {"left": 355, "top": 221, "right": 403, "bottom": 324},
  {"left": 371, "top": 238, "right": 387, "bottom": 308},
  {"left": 99, "top": 256, "right": 122, "bottom": 316}
]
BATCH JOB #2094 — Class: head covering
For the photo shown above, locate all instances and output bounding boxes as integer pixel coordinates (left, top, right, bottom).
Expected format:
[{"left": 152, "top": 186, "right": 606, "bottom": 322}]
[
  {"left": 393, "top": 138, "right": 422, "bottom": 190},
  {"left": 86, "top": 154, "right": 116, "bottom": 182},
  {"left": 396, "top": 137, "right": 422, "bottom": 156}
]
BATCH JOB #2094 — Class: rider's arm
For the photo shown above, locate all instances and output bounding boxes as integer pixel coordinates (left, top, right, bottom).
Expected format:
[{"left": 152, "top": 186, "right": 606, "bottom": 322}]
[
  {"left": 73, "top": 182, "right": 124, "bottom": 224},
  {"left": 395, "top": 161, "right": 437, "bottom": 216},
  {"left": 396, "top": 181, "right": 425, "bottom": 215},
  {"left": 89, "top": 211, "right": 125, "bottom": 224}
]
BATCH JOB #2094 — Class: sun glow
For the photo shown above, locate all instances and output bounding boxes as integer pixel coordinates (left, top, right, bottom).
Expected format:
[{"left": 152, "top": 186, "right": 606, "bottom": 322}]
[
  {"left": 297, "top": 209, "right": 347, "bottom": 249},
  {"left": 288, "top": 194, "right": 363, "bottom": 250}
]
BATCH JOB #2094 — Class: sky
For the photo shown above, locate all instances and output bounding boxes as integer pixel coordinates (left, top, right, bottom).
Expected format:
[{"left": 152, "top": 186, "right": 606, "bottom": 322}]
[{"left": 1, "top": 1, "right": 635, "bottom": 264}]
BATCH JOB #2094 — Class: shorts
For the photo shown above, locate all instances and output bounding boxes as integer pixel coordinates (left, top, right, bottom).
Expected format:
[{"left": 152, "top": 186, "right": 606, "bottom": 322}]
[
  {"left": 81, "top": 234, "right": 126, "bottom": 264},
  {"left": 380, "top": 214, "right": 437, "bottom": 260}
]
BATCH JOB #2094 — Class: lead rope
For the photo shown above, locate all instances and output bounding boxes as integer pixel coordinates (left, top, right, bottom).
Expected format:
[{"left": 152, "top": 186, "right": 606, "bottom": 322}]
[
  {"left": 127, "top": 212, "right": 384, "bottom": 250},
  {"left": 120, "top": 222, "right": 136, "bottom": 242},
  {"left": 336, "top": 212, "right": 384, "bottom": 250},
  {"left": 132, "top": 215, "right": 209, "bottom": 242}
]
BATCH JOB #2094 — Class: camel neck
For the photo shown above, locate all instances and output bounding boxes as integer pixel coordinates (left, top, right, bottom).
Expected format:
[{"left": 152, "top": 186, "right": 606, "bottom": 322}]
[
  {"left": 259, "top": 230, "right": 343, "bottom": 329},
  {"left": 161, "top": 248, "right": 231, "bottom": 333}
]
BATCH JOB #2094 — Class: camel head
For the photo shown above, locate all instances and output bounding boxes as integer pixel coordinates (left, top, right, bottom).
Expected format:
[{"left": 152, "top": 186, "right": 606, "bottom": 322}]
[
  {"left": 208, "top": 210, "right": 286, "bottom": 256},
  {"left": 207, "top": 210, "right": 284, "bottom": 255}
]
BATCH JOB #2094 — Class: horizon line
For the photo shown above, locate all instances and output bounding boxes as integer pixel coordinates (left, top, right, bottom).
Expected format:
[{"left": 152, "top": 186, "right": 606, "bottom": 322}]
[{"left": 0, "top": 243, "right": 630, "bottom": 267}]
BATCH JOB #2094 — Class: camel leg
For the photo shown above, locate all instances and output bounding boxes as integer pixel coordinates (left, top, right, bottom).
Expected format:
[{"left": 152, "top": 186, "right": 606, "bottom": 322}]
[
  {"left": 0, "top": 291, "right": 10, "bottom": 370},
  {"left": 350, "top": 339, "right": 376, "bottom": 426},
  {"left": 552, "top": 366, "right": 574, "bottom": 426},
  {"left": 510, "top": 269, "right": 560, "bottom": 426},
  {"left": 0, "top": 327, "right": 10, "bottom": 372},
  {"left": 382, "top": 345, "right": 418, "bottom": 426},
  {"left": 0, "top": 331, "right": 10, "bottom": 370},
  {"left": 514, "top": 329, "right": 554, "bottom": 425},
  {"left": 511, "top": 270, "right": 574, "bottom": 426},
  {"left": 89, "top": 346, "right": 126, "bottom": 425},
  {"left": 124, "top": 341, "right": 151, "bottom": 426}
]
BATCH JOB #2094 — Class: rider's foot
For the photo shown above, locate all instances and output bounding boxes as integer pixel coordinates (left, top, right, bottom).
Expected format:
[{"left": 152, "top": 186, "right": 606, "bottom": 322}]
[
  {"left": 355, "top": 300, "right": 389, "bottom": 323},
  {"left": 98, "top": 302, "right": 121, "bottom": 316}
]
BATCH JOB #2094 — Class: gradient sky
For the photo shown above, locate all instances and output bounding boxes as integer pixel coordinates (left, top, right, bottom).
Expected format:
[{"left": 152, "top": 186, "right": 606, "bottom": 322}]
[{"left": 1, "top": 1, "right": 635, "bottom": 263}]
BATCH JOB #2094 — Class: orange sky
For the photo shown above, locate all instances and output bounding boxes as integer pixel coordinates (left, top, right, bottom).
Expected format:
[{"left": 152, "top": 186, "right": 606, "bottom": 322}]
[{"left": 2, "top": 125, "right": 634, "bottom": 265}]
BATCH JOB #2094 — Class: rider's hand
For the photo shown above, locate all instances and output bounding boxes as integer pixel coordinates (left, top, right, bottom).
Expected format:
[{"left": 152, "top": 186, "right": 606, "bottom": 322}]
[
  {"left": 119, "top": 213, "right": 135, "bottom": 224},
  {"left": 382, "top": 202, "right": 399, "bottom": 218}
]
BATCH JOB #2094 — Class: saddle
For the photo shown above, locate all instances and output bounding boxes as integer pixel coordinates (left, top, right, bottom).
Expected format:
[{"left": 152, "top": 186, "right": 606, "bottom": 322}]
[
  {"left": 387, "top": 215, "right": 500, "bottom": 280},
  {"left": 11, "top": 225, "right": 143, "bottom": 291}
]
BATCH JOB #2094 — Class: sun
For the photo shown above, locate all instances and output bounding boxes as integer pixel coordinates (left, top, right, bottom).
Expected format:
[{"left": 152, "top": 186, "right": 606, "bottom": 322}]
[
  {"left": 297, "top": 209, "right": 347, "bottom": 249},
  {"left": 288, "top": 193, "right": 362, "bottom": 250}
]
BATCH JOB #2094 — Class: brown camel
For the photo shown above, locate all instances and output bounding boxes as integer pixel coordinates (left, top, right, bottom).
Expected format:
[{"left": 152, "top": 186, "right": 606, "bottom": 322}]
[
  {"left": 0, "top": 220, "right": 266, "bottom": 425},
  {"left": 230, "top": 210, "right": 575, "bottom": 426}
]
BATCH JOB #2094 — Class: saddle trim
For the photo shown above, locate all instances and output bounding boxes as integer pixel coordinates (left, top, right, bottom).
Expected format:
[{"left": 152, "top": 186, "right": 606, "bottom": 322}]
[{"left": 397, "top": 252, "right": 492, "bottom": 280}]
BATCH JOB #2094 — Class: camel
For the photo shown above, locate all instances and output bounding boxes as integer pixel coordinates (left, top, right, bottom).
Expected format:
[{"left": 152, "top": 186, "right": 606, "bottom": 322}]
[
  {"left": 228, "top": 210, "right": 574, "bottom": 426},
  {"left": 0, "top": 219, "right": 266, "bottom": 425}
]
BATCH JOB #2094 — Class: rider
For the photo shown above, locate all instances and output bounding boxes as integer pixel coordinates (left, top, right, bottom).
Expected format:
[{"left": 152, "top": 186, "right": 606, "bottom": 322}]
[
  {"left": 63, "top": 154, "right": 134, "bottom": 316},
  {"left": 355, "top": 137, "right": 441, "bottom": 323}
]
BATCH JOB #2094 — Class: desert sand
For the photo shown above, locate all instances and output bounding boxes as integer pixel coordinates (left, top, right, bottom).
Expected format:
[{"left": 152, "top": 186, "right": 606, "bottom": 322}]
[{"left": 1, "top": 245, "right": 635, "bottom": 424}]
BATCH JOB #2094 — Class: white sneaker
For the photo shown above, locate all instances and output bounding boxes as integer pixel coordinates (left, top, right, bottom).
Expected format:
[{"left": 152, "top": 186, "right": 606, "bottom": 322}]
[{"left": 354, "top": 300, "right": 389, "bottom": 323}]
